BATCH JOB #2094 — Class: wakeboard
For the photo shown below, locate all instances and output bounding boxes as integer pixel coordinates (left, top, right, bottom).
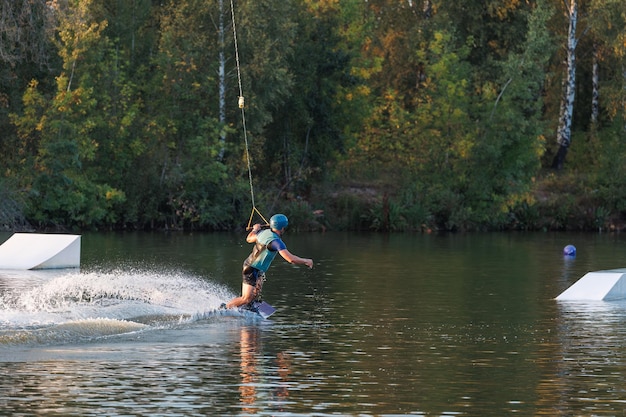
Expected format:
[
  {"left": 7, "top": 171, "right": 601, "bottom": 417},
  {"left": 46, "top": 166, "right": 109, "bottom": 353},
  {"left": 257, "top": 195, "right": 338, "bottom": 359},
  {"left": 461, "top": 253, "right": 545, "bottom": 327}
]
[{"left": 239, "top": 300, "right": 276, "bottom": 319}]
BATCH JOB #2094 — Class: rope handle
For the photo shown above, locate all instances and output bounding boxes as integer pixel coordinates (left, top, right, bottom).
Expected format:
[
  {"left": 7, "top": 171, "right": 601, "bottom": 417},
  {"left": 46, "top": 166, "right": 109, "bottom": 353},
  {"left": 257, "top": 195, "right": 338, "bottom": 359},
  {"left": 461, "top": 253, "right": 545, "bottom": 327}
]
[{"left": 246, "top": 207, "right": 270, "bottom": 231}]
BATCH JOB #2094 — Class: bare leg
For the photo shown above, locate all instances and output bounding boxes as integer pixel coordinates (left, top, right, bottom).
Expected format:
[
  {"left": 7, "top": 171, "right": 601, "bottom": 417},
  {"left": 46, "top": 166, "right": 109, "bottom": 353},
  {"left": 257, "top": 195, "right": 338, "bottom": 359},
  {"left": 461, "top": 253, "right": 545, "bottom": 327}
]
[{"left": 226, "top": 283, "right": 256, "bottom": 309}]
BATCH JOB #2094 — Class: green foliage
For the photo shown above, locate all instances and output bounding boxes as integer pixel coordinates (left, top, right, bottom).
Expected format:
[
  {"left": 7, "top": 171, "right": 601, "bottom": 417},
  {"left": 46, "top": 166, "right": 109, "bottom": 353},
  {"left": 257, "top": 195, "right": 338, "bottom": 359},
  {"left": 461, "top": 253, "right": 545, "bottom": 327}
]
[
  {"left": 143, "top": 0, "right": 247, "bottom": 229},
  {"left": 323, "top": 190, "right": 373, "bottom": 231},
  {"left": 344, "top": 2, "right": 558, "bottom": 231},
  {"left": 9, "top": 1, "right": 128, "bottom": 229},
  {"left": 592, "top": 127, "right": 626, "bottom": 214},
  {"left": 0, "top": 179, "right": 31, "bottom": 231},
  {"left": 366, "top": 195, "right": 408, "bottom": 232},
  {"left": 468, "top": 0, "right": 554, "bottom": 217},
  {"left": 277, "top": 200, "right": 323, "bottom": 232},
  {"left": 2, "top": 0, "right": 626, "bottom": 231}
]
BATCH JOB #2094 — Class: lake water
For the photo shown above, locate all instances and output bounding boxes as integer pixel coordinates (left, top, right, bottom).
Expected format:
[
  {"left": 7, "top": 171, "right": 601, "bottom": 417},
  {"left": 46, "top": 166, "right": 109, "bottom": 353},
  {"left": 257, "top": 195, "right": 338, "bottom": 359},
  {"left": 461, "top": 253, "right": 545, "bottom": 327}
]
[{"left": 2, "top": 231, "right": 626, "bottom": 415}]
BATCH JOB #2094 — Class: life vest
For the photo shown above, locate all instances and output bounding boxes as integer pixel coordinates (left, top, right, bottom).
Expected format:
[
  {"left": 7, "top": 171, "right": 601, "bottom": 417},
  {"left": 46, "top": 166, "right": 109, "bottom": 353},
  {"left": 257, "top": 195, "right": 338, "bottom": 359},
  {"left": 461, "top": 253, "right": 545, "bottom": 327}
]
[{"left": 247, "top": 229, "right": 280, "bottom": 272}]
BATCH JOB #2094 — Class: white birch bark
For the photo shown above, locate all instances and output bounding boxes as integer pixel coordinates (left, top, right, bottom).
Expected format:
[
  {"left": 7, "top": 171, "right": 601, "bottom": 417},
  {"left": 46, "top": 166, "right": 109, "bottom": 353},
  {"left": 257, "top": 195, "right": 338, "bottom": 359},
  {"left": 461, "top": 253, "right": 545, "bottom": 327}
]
[
  {"left": 423, "top": 0, "right": 432, "bottom": 18},
  {"left": 552, "top": 0, "right": 578, "bottom": 169},
  {"left": 556, "top": 0, "right": 577, "bottom": 149},
  {"left": 591, "top": 43, "right": 599, "bottom": 128},
  {"left": 218, "top": 0, "right": 226, "bottom": 160},
  {"left": 623, "top": 65, "right": 626, "bottom": 132}
]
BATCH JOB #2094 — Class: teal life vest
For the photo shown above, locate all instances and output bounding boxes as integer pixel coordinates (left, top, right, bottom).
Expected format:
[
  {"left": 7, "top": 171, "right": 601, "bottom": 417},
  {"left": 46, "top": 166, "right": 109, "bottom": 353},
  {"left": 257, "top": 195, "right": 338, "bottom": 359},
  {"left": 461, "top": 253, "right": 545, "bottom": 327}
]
[{"left": 248, "top": 229, "right": 280, "bottom": 272}]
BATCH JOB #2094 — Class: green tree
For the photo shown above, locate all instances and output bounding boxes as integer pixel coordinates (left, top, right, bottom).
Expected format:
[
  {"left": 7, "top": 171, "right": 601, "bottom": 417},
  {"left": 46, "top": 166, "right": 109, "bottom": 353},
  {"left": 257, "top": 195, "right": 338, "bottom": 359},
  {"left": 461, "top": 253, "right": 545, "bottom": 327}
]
[
  {"left": 583, "top": 0, "right": 626, "bottom": 214},
  {"left": 11, "top": 0, "right": 126, "bottom": 228},
  {"left": 338, "top": 0, "right": 553, "bottom": 230},
  {"left": 0, "top": 0, "right": 57, "bottom": 177},
  {"left": 142, "top": 0, "right": 237, "bottom": 229},
  {"left": 258, "top": 0, "right": 371, "bottom": 204},
  {"left": 473, "top": 0, "right": 555, "bottom": 225},
  {"left": 588, "top": 0, "right": 626, "bottom": 130}
]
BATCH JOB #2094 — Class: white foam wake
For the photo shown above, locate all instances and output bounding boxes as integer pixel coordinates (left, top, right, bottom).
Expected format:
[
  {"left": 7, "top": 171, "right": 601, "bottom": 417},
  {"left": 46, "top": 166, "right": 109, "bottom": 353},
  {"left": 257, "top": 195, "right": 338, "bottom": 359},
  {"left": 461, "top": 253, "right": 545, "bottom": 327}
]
[{"left": 0, "top": 267, "right": 235, "bottom": 345}]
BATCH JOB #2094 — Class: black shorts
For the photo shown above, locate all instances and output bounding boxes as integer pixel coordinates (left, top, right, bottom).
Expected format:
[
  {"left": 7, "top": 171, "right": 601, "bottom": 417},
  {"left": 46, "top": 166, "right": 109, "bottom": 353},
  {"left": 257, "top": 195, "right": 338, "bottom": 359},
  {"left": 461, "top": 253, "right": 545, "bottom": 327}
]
[{"left": 242, "top": 265, "right": 264, "bottom": 287}]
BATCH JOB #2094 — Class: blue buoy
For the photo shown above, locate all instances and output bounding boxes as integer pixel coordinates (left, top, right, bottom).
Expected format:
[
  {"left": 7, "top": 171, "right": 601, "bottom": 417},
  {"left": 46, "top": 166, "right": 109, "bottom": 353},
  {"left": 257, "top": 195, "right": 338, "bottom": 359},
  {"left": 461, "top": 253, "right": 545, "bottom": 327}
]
[{"left": 563, "top": 244, "right": 576, "bottom": 257}]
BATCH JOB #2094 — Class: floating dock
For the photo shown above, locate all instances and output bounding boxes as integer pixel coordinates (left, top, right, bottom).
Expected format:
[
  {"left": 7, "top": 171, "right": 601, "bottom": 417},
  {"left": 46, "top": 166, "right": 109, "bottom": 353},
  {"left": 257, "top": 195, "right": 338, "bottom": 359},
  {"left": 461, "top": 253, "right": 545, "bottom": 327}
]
[
  {"left": 0, "top": 233, "right": 81, "bottom": 269},
  {"left": 556, "top": 269, "right": 626, "bottom": 301}
]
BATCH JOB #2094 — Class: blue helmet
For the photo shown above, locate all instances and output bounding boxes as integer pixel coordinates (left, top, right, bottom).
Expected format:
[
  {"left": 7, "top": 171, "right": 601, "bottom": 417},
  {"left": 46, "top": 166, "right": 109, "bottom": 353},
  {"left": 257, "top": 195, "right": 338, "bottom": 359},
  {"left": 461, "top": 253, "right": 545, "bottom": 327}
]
[{"left": 270, "top": 214, "right": 289, "bottom": 230}]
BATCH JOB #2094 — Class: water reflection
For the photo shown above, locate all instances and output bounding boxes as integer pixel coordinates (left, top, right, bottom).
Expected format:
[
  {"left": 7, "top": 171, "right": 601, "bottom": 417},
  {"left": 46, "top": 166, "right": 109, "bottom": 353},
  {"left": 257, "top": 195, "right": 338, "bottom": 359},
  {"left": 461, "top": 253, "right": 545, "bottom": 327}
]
[
  {"left": 558, "top": 254, "right": 578, "bottom": 287},
  {"left": 238, "top": 325, "right": 260, "bottom": 413},
  {"left": 236, "top": 325, "right": 292, "bottom": 414},
  {"left": 3, "top": 232, "right": 626, "bottom": 415},
  {"left": 553, "top": 299, "right": 626, "bottom": 414}
]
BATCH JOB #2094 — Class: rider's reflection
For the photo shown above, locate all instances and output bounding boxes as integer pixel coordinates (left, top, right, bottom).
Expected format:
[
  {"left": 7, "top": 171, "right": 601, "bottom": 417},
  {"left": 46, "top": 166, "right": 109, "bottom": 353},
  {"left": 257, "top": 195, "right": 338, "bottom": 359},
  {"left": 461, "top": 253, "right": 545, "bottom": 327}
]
[
  {"left": 238, "top": 325, "right": 291, "bottom": 413},
  {"left": 238, "top": 325, "right": 259, "bottom": 413}
]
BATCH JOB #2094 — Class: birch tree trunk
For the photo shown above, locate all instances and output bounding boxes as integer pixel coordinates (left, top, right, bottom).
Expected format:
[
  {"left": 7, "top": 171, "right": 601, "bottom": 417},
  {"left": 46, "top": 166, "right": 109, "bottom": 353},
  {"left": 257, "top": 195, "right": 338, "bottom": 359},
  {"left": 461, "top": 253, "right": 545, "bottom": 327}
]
[
  {"left": 218, "top": 0, "right": 226, "bottom": 161},
  {"left": 423, "top": 0, "right": 432, "bottom": 19},
  {"left": 552, "top": 0, "right": 578, "bottom": 170},
  {"left": 591, "top": 42, "right": 599, "bottom": 128},
  {"left": 623, "top": 64, "right": 626, "bottom": 132}
]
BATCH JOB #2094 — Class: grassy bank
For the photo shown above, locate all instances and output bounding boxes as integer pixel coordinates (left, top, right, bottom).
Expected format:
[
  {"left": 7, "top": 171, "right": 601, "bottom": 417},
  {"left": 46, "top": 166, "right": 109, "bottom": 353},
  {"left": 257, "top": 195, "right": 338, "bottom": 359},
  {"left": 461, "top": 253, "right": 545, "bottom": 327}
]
[
  {"left": 3, "top": 170, "right": 625, "bottom": 233},
  {"left": 296, "top": 171, "right": 625, "bottom": 233}
]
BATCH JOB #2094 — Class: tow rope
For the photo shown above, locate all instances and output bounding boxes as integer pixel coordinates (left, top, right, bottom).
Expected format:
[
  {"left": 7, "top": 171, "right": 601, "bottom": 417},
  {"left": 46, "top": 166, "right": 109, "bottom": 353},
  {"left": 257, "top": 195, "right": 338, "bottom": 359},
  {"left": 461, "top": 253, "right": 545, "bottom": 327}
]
[{"left": 230, "top": 0, "right": 269, "bottom": 229}]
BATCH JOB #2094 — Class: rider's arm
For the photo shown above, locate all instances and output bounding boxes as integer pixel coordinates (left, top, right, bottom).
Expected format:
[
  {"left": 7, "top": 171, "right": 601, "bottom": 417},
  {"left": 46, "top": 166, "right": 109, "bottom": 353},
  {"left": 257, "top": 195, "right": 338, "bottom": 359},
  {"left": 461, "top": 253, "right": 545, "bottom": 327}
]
[
  {"left": 278, "top": 249, "right": 314, "bottom": 268},
  {"left": 246, "top": 224, "right": 262, "bottom": 243},
  {"left": 269, "top": 239, "right": 313, "bottom": 268}
]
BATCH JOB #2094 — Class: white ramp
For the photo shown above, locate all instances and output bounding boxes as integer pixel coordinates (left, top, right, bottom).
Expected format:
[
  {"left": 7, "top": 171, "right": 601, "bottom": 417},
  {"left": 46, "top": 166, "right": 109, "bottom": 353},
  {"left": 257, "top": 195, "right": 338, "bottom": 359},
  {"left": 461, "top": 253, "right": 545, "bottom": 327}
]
[
  {"left": 556, "top": 269, "right": 626, "bottom": 301},
  {"left": 0, "top": 233, "right": 81, "bottom": 269}
]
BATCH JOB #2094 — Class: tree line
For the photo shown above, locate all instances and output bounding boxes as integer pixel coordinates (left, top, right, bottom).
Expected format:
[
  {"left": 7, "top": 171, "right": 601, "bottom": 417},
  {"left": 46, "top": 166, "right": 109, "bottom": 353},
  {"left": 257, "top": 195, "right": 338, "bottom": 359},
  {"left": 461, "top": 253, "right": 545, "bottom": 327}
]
[{"left": 0, "top": 0, "right": 625, "bottom": 232}]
